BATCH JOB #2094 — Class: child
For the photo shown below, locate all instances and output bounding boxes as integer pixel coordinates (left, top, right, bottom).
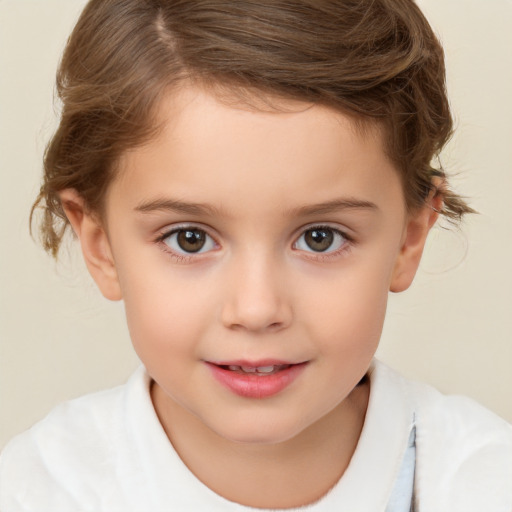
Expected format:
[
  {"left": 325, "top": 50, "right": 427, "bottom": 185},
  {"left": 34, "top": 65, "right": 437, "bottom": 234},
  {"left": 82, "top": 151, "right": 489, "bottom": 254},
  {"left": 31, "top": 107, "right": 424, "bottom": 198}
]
[{"left": 1, "top": 0, "right": 511, "bottom": 510}]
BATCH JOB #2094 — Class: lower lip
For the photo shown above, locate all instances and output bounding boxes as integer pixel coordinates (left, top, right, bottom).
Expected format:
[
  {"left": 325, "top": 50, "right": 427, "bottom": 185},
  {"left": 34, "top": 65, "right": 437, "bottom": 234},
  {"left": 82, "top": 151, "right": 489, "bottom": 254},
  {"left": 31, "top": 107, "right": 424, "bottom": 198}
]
[{"left": 206, "top": 362, "right": 308, "bottom": 399}]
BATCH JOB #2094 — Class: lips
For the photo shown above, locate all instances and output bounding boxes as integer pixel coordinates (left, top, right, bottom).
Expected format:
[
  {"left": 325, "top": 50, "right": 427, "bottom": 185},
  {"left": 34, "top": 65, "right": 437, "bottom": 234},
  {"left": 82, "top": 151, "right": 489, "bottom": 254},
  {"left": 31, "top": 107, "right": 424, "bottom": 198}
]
[{"left": 205, "top": 360, "right": 308, "bottom": 398}]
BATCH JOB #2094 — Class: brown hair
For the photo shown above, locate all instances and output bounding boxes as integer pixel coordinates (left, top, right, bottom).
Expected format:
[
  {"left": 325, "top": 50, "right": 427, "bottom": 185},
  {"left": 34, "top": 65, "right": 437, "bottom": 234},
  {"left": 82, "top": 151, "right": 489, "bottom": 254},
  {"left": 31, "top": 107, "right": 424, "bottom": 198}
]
[{"left": 32, "top": 0, "right": 474, "bottom": 256}]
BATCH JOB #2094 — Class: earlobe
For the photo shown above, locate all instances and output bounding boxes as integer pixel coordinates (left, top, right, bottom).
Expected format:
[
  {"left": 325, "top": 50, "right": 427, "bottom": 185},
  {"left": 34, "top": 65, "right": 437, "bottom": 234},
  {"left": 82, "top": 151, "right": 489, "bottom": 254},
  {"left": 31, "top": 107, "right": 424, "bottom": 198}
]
[
  {"left": 390, "top": 192, "right": 442, "bottom": 293},
  {"left": 59, "top": 189, "right": 122, "bottom": 301}
]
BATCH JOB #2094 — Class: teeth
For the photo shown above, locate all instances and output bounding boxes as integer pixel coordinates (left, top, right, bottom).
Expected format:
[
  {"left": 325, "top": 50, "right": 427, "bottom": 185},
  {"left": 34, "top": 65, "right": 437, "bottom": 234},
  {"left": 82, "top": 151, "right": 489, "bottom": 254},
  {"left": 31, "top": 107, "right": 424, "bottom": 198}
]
[
  {"left": 226, "top": 365, "right": 282, "bottom": 374},
  {"left": 256, "top": 366, "right": 275, "bottom": 373}
]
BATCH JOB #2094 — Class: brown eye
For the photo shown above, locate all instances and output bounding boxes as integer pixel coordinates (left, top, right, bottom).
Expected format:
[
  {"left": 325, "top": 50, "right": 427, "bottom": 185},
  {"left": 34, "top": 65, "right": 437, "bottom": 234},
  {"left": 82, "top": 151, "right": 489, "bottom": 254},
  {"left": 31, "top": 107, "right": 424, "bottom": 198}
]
[
  {"left": 163, "top": 228, "right": 215, "bottom": 254},
  {"left": 295, "top": 226, "right": 347, "bottom": 254},
  {"left": 304, "top": 228, "right": 334, "bottom": 252},
  {"left": 177, "top": 230, "right": 206, "bottom": 252}
]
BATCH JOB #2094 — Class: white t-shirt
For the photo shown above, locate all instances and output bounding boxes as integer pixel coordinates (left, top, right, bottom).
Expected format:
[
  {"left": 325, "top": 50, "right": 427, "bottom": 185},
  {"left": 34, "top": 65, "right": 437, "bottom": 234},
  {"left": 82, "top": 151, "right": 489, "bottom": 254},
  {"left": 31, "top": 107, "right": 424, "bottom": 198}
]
[{"left": 1, "top": 361, "right": 510, "bottom": 511}]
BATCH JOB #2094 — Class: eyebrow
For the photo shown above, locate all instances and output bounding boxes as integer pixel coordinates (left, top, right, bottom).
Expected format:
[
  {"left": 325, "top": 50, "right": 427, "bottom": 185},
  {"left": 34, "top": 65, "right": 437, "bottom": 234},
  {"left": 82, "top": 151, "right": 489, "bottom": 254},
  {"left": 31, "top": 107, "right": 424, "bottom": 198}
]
[
  {"left": 134, "top": 198, "right": 221, "bottom": 216},
  {"left": 288, "top": 198, "right": 378, "bottom": 216},
  {"left": 135, "top": 197, "right": 378, "bottom": 217}
]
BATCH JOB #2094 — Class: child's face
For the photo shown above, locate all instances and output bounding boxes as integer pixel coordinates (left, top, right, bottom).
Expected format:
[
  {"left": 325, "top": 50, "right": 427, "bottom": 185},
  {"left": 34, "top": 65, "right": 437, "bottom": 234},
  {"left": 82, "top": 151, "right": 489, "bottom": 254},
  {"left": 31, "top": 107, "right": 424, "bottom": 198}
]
[{"left": 70, "top": 85, "right": 434, "bottom": 446}]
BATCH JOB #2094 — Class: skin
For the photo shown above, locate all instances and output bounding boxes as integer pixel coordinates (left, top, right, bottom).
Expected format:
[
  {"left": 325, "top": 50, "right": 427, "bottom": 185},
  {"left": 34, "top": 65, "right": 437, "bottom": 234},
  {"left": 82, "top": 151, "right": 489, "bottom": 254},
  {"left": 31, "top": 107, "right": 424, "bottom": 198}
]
[{"left": 60, "top": 85, "right": 439, "bottom": 508}]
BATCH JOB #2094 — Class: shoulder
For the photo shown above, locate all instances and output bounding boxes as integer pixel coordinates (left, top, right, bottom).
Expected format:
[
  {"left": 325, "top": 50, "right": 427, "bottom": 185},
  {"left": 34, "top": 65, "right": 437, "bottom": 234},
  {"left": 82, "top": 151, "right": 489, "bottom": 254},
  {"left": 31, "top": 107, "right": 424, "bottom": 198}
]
[
  {"left": 371, "top": 359, "right": 511, "bottom": 440},
  {"left": 413, "top": 379, "right": 512, "bottom": 511},
  {"left": 0, "top": 367, "right": 147, "bottom": 511},
  {"left": 372, "top": 361, "right": 512, "bottom": 511}
]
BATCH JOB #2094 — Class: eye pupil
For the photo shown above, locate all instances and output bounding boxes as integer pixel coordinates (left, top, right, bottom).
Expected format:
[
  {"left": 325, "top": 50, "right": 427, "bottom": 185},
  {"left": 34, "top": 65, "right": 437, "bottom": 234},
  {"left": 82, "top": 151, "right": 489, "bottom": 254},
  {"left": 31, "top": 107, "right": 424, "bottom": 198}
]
[
  {"left": 177, "top": 230, "right": 206, "bottom": 253},
  {"left": 305, "top": 229, "right": 334, "bottom": 252}
]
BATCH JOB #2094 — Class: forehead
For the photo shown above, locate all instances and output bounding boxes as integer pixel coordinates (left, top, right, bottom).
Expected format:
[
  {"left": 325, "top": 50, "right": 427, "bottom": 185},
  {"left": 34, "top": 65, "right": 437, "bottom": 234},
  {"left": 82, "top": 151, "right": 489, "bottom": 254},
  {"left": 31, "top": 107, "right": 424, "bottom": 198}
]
[{"left": 111, "top": 85, "right": 404, "bottom": 220}]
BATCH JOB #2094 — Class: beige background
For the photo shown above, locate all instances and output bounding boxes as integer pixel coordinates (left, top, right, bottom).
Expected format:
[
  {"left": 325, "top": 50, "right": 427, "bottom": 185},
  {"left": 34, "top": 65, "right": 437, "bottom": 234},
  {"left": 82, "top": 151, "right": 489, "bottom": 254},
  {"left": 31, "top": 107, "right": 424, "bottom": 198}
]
[{"left": 1, "top": 0, "right": 511, "bottom": 449}]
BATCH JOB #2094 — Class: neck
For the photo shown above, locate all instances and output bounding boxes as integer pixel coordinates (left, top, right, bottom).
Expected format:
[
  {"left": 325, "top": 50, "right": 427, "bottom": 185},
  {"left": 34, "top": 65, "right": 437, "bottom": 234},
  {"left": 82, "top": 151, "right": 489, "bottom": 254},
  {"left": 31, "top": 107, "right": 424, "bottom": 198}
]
[{"left": 151, "top": 381, "right": 369, "bottom": 509}]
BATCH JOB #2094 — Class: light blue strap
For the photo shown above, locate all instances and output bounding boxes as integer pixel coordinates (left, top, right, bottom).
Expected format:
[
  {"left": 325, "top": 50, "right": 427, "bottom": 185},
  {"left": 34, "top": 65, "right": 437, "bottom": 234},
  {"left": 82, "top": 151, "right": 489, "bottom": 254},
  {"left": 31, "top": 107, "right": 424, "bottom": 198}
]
[{"left": 385, "top": 426, "right": 416, "bottom": 512}]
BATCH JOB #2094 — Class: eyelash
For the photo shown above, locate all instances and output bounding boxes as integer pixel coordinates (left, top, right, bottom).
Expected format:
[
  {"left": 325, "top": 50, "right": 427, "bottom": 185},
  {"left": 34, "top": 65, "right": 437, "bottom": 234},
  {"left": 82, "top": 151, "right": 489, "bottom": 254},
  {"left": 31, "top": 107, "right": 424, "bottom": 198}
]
[
  {"left": 155, "top": 225, "right": 219, "bottom": 263},
  {"left": 155, "top": 224, "right": 354, "bottom": 263},
  {"left": 293, "top": 224, "right": 353, "bottom": 262}
]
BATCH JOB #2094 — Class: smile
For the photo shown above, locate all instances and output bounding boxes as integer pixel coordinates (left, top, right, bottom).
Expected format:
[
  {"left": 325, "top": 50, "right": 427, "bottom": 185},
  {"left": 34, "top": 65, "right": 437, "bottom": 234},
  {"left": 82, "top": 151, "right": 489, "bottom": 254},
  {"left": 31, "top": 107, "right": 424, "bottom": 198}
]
[
  {"left": 224, "top": 364, "right": 291, "bottom": 375},
  {"left": 205, "top": 361, "right": 308, "bottom": 399}
]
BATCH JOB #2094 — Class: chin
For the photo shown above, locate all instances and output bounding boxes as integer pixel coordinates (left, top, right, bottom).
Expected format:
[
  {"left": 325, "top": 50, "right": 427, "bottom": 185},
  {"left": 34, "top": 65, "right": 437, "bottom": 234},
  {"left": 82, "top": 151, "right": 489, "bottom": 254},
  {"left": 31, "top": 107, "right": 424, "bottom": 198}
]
[{"left": 212, "top": 416, "right": 308, "bottom": 446}]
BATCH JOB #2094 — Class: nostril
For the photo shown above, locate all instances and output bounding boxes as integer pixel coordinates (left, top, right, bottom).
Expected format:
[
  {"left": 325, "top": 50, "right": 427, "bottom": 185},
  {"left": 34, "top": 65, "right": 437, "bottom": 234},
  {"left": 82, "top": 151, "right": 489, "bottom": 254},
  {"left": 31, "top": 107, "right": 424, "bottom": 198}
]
[{"left": 263, "top": 321, "right": 287, "bottom": 334}]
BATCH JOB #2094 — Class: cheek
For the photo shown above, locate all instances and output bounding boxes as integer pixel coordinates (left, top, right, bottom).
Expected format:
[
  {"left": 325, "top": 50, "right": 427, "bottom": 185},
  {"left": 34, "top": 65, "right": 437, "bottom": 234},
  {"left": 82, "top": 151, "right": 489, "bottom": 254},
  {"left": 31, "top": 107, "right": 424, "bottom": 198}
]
[
  {"left": 297, "top": 260, "right": 392, "bottom": 352},
  {"left": 310, "top": 288, "right": 387, "bottom": 352},
  {"left": 119, "top": 265, "right": 214, "bottom": 361}
]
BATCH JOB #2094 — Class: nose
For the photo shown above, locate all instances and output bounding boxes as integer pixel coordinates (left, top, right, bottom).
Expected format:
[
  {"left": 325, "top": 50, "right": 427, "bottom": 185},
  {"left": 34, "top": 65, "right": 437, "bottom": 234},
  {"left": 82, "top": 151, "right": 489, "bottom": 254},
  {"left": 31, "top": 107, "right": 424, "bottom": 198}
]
[{"left": 220, "top": 251, "right": 293, "bottom": 333}]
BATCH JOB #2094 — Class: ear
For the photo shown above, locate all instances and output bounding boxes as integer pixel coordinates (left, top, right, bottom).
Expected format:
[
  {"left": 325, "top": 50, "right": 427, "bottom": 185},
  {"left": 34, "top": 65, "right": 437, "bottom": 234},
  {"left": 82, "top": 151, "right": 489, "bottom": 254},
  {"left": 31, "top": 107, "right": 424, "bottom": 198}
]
[
  {"left": 390, "top": 191, "right": 442, "bottom": 293},
  {"left": 59, "top": 189, "right": 122, "bottom": 301}
]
